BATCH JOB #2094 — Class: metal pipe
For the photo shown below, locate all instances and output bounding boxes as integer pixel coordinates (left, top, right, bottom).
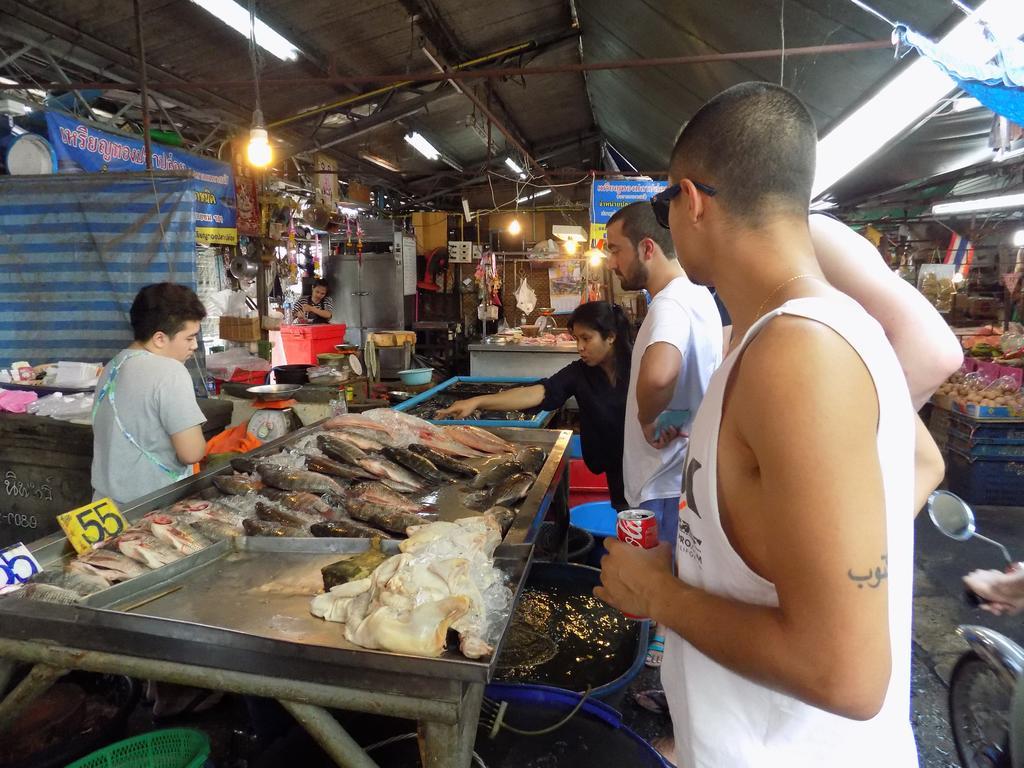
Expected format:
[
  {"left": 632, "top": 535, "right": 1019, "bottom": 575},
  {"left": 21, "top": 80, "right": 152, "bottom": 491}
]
[
  {"left": 0, "top": 42, "right": 34, "bottom": 69},
  {"left": 6, "top": 39, "right": 893, "bottom": 92},
  {"left": 279, "top": 700, "right": 382, "bottom": 768},
  {"left": 133, "top": 0, "right": 152, "bottom": 169},
  {"left": 0, "top": 638, "right": 460, "bottom": 724},
  {"left": 0, "top": 663, "right": 67, "bottom": 732}
]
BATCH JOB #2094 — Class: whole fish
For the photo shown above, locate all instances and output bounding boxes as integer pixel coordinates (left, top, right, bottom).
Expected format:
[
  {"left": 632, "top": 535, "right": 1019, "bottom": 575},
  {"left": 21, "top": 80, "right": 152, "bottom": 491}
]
[
  {"left": 149, "top": 514, "right": 212, "bottom": 555},
  {"left": 231, "top": 457, "right": 259, "bottom": 474},
  {"left": 483, "top": 505, "right": 516, "bottom": 536},
  {"left": 31, "top": 566, "right": 108, "bottom": 596},
  {"left": 243, "top": 517, "right": 303, "bottom": 537},
  {"left": 256, "top": 463, "right": 344, "bottom": 495},
  {"left": 349, "top": 481, "right": 425, "bottom": 512},
  {"left": 258, "top": 486, "right": 337, "bottom": 518},
  {"left": 346, "top": 498, "right": 433, "bottom": 536},
  {"left": 166, "top": 498, "right": 225, "bottom": 517},
  {"left": 323, "top": 414, "right": 392, "bottom": 435},
  {"left": 445, "top": 425, "right": 515, "bottom": 455},
  {"left": 515, "top": 446, "right": 547, "bottom": 474},
  {"left": 332, "top": 429, "right": 385, "bottom": 453},
  {"left": 212, "top": 473, "right": 262, "bottom": 496},
  {"left": 345, "top": 425, "right": 400, "bottom": 447},
  {"left": 491, "top": 473, "right": 535, "bottom": 507},
  {"left": 382, "top": 446, "right": 448, "bottom": 484},
  {"left": 11, "top": 583, "right": 84, "bottom": 605},
  {"left": 189, "top": 516, "right": 243, "bottom": 542},
  {"left": 471, "top": 457, "right": 525, "bottom": 489},
  {"left": 69, "top": 548, "right": 149, "bottom": 584},
  {"left": 318, "top": 435, "right": 368, "bottom": 466},
  {"left": 409, "top": 444, "right": 478, "bottom": 478},
  {"left": 356, "top": 456, "right": 425, "bottom": 491},
  {"left": 118, "top": 532, "right": 182, "bottom": 569},
  {"left": 311, "top": 518, "right": 388, "bottom": 539},
  {"left": 463, "top": 489, "right": 496, "bottom": 511},
  {"left": 380, "top": 478, "right": 423, "bottom": 494},
  {"left": 255, "top": 501, "right": 317, "bottom": 530},
  {"left": 418, "top": 431, "right": 487, "bottom": 458},
  {"left": 305, "top": 453, "right": 372, "bottom": 481}
]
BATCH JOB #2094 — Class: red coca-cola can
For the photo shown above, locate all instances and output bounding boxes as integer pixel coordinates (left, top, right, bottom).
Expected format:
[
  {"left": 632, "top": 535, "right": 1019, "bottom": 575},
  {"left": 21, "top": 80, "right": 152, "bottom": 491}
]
[{"left": 617, "top": 509, "right": 659, "bottom": 549}]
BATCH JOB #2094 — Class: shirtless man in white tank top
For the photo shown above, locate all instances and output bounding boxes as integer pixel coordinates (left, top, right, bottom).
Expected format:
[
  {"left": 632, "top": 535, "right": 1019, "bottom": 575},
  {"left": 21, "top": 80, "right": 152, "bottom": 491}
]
[{"left": 596, "top": 83, "right": 920, "bottom": 767}]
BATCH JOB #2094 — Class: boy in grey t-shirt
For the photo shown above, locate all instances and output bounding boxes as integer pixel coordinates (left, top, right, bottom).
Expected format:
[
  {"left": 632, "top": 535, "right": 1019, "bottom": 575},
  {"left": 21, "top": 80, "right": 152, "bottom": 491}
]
[{"left": 91, "top": 283, "right": 208, "bottom": 507}]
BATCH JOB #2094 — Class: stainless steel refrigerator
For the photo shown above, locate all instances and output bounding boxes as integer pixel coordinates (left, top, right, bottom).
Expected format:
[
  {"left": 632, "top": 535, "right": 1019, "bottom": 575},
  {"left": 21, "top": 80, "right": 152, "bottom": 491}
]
[{"left": 324, "top": 248, "right": 404, "bottom": 347}]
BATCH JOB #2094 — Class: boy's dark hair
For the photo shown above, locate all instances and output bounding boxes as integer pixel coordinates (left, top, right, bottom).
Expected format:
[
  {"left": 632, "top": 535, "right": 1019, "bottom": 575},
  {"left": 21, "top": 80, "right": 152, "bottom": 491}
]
[
  {"left": 312, "top": 278, "right": 329, "bottom": 291},
  {"left": 607, "top": 201, "right": 674, "bottom": 257},
  {"left": 130, "top": 283, "right": 206, "bottom": 341},
  {"left": 669, "top": 82, "right": 817, "bottom": 223}
]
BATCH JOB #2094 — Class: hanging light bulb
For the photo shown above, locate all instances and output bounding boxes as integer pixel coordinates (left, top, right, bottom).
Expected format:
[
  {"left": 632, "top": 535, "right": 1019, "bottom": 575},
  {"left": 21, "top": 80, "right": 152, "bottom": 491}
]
[
  {"left": 247, "top": 109, "right": 272, "bottom": 167},
  {"left": 508, "top": 218, "right": 522, "bottom": 236},
  {"left": 586, "top": 248, "right": 606, "bottom": 268},
  {"left": 563, "top": 239, "right": 579, "bottom": 254}
]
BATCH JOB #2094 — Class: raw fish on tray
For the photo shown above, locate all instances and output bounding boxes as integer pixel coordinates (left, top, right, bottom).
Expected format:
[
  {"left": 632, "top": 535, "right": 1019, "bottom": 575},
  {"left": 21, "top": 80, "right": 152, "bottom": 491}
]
[
  {"left": 212, "top": 473, "right": 262, "bottom": 496},
  {"left": 381, "top": 446, "right": 448, "bottom": 484},
  {"left": 68, "top": 548, "right": 148, "bottom": 585},
  {"left": 243, "top": 518, "right": 305, "bottom": 538},
  {"left": 471, "top": 457, "right": 525, "bottom": 489},
  {"left": 444, "top": 425, "right": 515, "bottom": 455},
  {"left": 148, "top": 514, "right": 212, "bottom": 555},
  {"left": 118, "top": 532, "right": 182, "bottom": 568},
  {"left": 255, "top": 463, "right": 344, "bottom": 495},
  {"left": 348, "top": 481, "right": 425, "bottom": 512},
  {"left": 408, "top": 445, "right": 478, "bottom": 478},
  {"left": 346, "top": 498, "right": 434, "bottom": 536},
  {"left": 311, "top": 518, "right": 386, "bottom": 540},
  {"left": 305, "top": 454, "right": 373, "bottom": 481}
]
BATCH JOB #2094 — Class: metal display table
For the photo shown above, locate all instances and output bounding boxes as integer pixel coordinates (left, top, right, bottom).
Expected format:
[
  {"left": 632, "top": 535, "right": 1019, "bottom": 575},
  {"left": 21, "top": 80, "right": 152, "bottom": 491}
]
[{"left": 0, "top": 422, "right": 571, "bottom": 768}]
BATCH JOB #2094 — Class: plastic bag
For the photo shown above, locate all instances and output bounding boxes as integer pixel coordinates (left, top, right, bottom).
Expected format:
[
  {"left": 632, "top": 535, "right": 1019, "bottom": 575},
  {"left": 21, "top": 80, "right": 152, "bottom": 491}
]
[
  {"left": 206, "top": 348, "right": 272, "bottom": 381},
  {"left": 514, "top": 277, "right": 536, "bottom": 315}
]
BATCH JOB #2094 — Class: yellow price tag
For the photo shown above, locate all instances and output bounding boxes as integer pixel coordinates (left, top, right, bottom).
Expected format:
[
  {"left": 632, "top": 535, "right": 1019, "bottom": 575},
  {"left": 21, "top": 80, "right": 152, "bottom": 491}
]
[{"left": 57, "top": 498, "right": 128, "bottom": 554}]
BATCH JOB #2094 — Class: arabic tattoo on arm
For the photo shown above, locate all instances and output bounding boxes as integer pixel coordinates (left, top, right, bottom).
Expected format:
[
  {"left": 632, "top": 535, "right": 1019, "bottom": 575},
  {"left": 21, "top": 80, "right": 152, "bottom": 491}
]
[{"left": 848, "top": 554, "right": 888, "bottom": 589}]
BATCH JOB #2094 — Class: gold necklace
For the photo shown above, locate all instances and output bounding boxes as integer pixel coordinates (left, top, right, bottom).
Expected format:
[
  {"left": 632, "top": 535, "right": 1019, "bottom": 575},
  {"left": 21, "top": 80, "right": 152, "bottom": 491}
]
[{"left": 754, "top": 274, "right": 819, "bottom": 322}]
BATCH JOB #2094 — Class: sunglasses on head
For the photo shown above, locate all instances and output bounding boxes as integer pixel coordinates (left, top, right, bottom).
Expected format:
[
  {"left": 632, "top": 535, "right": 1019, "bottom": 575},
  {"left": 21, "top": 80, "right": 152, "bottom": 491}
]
[{"left": 650, "top": 180, "right": 718, "bottom": 229}]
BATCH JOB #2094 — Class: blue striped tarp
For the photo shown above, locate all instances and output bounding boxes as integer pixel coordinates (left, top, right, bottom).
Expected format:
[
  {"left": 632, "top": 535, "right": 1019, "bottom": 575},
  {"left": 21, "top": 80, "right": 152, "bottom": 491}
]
[{"left": 0, "top": 173, "right": 196, "bottom": 366}]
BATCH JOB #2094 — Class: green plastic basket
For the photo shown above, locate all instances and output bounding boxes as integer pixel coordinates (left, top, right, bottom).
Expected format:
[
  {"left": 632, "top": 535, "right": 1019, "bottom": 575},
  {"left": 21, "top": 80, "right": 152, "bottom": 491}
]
[{"left": 64, "top": 728, "right": 210, "bottom": 768}]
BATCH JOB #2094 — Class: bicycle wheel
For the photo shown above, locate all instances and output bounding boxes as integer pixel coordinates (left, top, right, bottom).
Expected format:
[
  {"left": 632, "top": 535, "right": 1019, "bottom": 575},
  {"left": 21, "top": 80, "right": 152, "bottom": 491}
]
[{"left": 949, "top": 651, "right": 1014, "bottom": 768}]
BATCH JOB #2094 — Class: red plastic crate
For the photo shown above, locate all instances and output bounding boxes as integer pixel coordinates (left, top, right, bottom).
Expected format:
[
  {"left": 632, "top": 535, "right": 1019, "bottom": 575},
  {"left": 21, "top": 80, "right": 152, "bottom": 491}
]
[
  {"left": 279, "top": 324, "right": 348, "bottom": 365},
  {"left": 569, "top": 459, "right": 608, "bottom": 492}
]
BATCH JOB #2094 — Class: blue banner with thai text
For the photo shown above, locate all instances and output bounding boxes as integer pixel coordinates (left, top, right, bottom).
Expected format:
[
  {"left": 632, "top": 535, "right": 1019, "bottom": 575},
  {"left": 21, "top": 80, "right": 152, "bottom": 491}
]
[
  {"left": 43, "top": 112, "right": 237, "bottom": 245},
  {"left": 589, "top": 178, "right": 667, "bottom": 246}
]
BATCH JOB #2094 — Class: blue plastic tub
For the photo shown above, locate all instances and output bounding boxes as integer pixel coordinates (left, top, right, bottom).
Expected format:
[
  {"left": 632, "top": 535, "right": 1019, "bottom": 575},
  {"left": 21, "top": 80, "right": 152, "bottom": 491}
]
[
  {"left": 363, "top": 684, "right": 670, "bottom": 767},
  {"left": 570, "top": 500, "right": 617, "bottom": 538},
  {"left": 569, "top": 434, "right": 583, "bottom": 459},
  {"left": 393, "top": 376, "right": 553, "bottom": 428}
]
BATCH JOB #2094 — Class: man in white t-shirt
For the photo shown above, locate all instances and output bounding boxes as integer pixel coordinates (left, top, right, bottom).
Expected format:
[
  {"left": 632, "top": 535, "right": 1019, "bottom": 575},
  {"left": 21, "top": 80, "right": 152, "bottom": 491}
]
[{"left": 606, "top": 201, "right": 723, "bottom": 667}]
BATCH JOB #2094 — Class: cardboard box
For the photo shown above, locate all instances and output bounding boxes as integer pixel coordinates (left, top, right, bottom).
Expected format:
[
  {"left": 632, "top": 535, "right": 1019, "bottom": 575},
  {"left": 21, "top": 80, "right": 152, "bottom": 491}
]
[{"left": 219, "top": 316, "right": 261, "bottom": 342}]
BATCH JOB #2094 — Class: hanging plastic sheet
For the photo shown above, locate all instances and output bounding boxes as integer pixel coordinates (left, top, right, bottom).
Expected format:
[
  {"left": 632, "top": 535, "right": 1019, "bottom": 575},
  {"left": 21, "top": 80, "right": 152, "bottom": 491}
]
[
  {"left": 0, "top": 173, "right": 197, "bottom": 366},
  {"left": 895, "top": 23, "right": 1024, "bottom": 126}
]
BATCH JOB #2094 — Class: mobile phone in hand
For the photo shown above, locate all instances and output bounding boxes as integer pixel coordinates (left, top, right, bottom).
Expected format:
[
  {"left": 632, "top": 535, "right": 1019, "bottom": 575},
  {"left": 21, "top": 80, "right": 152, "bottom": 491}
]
[{"left": 654, "top": 409, "right": 691, "bottom": 441}]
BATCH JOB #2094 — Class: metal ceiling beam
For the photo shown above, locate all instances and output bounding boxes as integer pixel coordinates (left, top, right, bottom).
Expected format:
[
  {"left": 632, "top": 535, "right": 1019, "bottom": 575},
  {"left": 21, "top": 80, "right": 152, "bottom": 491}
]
[
  {"left": 11, "top": 39, "right": 893, "bottom": 91},
  {"left": 0, "top": 3, "right": 250, "bottom": 122},
  {"left": 39, "top": 49, "right": 98, "bottom": 121},
  {"left": 290, "top": 88, "right": 458, "bottom": 157},
  {"left": 0, "top": 42, "right": 33, "bottom": 69},
  {"left": 397, "top": 0, "right": 532, "bottom": 153}
]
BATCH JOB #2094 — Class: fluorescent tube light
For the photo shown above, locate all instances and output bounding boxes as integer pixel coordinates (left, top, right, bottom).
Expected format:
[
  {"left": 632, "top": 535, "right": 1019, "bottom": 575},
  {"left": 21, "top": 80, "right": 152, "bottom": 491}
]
[
  {"left": 404, "top": 132, "right": 440, "bottom": 160},
  {"left": 505, "top": 157, "right": 526, "bottom": 179},
  {"left": 931, "top": 192, "right": 1024, "bottom": 215},
  {"left": 813, "top": 0, "right": 1024, "bottom": 197},
  {"left": 359, "top": 152, "right": 401, "bottom": 173},
  {"left": 188, "top": 0, "right": 301, "bottom": 61},
  {"left": 517, "top": 189, "right": 551, "bottom": 204}
]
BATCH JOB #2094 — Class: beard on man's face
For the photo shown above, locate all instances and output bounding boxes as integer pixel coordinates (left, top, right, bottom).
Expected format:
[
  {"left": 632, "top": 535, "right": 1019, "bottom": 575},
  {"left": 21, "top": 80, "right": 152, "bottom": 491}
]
[{"left": 618, "top": 259, "right": 648, "bottom": 291}]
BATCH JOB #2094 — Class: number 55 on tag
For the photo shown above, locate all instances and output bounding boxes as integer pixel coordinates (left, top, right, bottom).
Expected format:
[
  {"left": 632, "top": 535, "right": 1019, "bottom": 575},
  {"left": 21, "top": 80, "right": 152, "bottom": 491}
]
[{"left": 57, "top": 498, "right": 127, "bottom": 554}]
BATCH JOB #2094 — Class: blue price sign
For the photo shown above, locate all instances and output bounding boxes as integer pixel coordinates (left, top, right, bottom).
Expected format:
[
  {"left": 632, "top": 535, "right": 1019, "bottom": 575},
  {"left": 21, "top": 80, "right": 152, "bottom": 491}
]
[{"left": 0, "top": 542, "right": 41, "bottom": 589}]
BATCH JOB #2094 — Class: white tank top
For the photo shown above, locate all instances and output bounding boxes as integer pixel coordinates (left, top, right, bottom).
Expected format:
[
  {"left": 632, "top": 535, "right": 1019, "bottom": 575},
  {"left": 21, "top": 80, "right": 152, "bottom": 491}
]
[{"left": 662, "top": 295, "right": 919, "bottom": 768}]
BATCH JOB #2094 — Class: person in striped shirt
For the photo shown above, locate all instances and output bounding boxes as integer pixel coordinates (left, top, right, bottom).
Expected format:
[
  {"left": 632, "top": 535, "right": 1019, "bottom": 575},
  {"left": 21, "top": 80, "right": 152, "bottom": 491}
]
[{"left": 294, "top": 279, "right": 334, "bottom": 324}]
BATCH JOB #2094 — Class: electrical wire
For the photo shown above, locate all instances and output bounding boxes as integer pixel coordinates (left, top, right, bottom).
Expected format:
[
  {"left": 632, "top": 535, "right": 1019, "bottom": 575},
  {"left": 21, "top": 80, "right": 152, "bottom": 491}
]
[
  {"left": 845, "top": 0, "right": 896, "bottom": 29},
  {"left": 779, "top": 0, "right": 786, "bottom": 86}
]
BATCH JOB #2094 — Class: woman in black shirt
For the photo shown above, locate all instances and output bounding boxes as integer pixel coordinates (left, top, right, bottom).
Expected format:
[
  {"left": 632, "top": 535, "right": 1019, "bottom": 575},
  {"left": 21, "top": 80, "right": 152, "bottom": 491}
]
[{"left": 436, "top": 301, "right": 633, "bottom": 509}]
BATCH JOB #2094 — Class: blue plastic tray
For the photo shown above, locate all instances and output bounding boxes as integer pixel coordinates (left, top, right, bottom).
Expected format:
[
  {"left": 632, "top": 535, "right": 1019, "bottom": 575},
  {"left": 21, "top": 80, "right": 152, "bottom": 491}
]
[{"left": 392, "top": 376, "right": 555, "bottom": 428}]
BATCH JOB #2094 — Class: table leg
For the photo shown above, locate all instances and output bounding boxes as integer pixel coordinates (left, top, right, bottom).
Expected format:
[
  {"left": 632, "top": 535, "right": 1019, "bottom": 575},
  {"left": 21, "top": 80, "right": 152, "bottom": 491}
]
[
  {"left": 0, "top": 663, "right": 67, "bottom": 732},
  {"left": 418, "top": 682, "right": 483, "bottom": 768},
  {"left": 278, "top": 699, "right": 380, "bottom": 768}
]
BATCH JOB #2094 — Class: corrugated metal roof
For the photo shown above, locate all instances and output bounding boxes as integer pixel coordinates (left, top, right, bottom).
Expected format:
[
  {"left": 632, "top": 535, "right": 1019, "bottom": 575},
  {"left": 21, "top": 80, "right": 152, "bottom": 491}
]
[{"left": 0, "top": 0, "right": 1004, "bottom": 203}]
